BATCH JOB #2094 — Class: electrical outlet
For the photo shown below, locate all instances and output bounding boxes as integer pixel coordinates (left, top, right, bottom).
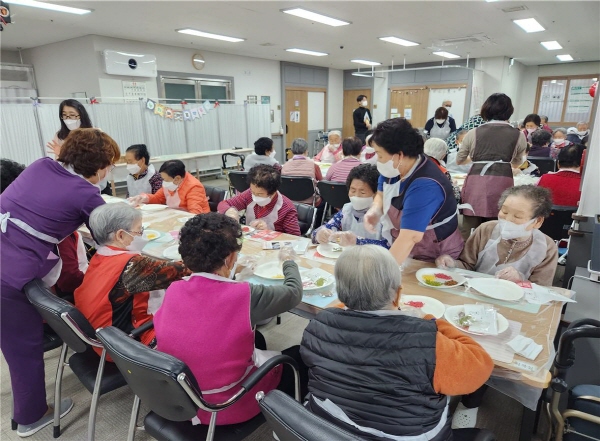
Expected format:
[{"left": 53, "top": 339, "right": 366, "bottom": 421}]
[
  {"left": 244, "top": 70, "right": 251, "bottom": 75},
  {"left": 277, "top": 105, "right": 281, "bottom": 110},
  {"left": 374, "top": 104, "right": 378, "bottom": 109}
]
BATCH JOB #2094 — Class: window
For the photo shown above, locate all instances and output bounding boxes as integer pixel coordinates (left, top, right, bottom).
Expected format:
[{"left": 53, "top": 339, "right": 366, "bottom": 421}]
[
  {"left": 535, "top": 75, "right": 598, "bottom": 125},
  {"left": 160, "top": 76, "right": 232, "bottom": 103}
]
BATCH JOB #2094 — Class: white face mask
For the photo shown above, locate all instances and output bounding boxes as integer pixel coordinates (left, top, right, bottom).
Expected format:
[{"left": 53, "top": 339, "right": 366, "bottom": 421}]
[
  {"left": 124, "top": 231, "right": 149, "bottom": 252},
  {"left": 577, "top": 130, "right": 589, "bottom": 137},
  {"left": 64, "top": 119, "right": 81, "bottom": 130},
  {"left": 526, "top": 128, "right": 536, "bottom": 134},
  {"left": 552, "top": 138, "right": 565, "bottom": 145},
  {"left": 163, "top": 180, "right": 178, "bottom": 192},
  {"left": 126, "top": 163, "right": 141, "bottom": 174},
  {"left": 95, "top": 169, "right": 110, "bottom": 191},
  {"left": 498, "top": 218, "right": 536, "bottom": 240},
  {"left": 252, "top": 194, "right": 272, "bottom": 207},
  {"left": 361, "top": 100, "right": 368, "bottom": 107},
  {"left": 269, "top": 150, "right": 276, "bottom": 158},
  {"left": 377, "top": 156, "right": 400, "bottom": 179},
  {"left": 445, "top": 105, "right": 452, "bottom": 109},
  {"left": 328, "top": 143, "right": 340, "bottom": 151},
  {"left": 350, "top": 196, "right": 374, "bottom": 211},
  {"left": 435, "top": 119, "right": 446, "bottom": 124}
]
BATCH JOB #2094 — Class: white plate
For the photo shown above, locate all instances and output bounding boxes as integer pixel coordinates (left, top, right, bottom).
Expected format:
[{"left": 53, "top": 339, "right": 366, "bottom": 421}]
[
  {"left": 316, "top": 243, "right": 345, "bottom": 259},
  {"left": 467, "top": 278, "right": 523, "bottom": 302},
  {"left": 444, "top": 305, "right": 509, "bottom": 335},
  {"left": 140, "top": 204, "right": 168, "bottom": 212},
  {"left": 400, "top": 295, "right": 445, "bottom": 319},
  {"left": 241, "top": 225, "right": 256, "bottom": 234},
  {"left": 101, "top": 195, "right": 127, "bottom": 204},
  {"left": 143, "top": 229, "right": 161, "bottom": 241},
  {"left": 163, "top": 245, "right": 181, "bottom": 261},
  {"left": 415, "top": 268, "right": 467, "bottom": 289},
  {"left": 254, "top": 262, "right": 286, "bottom": 280},
  {"left": 299, "top": 268, "right": 334, "bottom": 291}
]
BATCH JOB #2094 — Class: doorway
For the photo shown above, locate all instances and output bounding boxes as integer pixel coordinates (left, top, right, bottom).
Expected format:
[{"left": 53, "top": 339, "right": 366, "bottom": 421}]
[
  {"left": 343, "top": 89, "right": 371, "bottom": 139},
  {"left": 389, "top": 87, "right": 430, "bottom": 128},
  {"left": 284, "top": 87, "right": 327, "bottom": 151}
]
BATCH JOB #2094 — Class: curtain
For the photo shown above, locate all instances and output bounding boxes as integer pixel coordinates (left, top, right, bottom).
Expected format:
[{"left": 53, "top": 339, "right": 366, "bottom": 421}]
[
  {"left": 246, "top": 104, "right": 271, "bottom": 147},
  {"left": 578, "top": 97, "right": 599, "bottom": 217},
  {"left": 142, "top": 104, "right": 187, "bottom": 156},
  {"left": 93, "top": 103, "right": 145, "bottom": 152},
  {"left": 1, "top": 104, "right": 44, "bottom": 165},
  {"left": 185, "top": 107, "right": 220, "bottom": 153},
  {"left": 218, "top": 105, "right": 248, "bottom": 150}
]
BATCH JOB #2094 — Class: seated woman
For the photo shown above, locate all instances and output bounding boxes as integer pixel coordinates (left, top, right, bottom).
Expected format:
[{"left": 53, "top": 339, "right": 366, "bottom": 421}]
[
  {"left": 312, "top": 164, "right": 389, "bottom": 249},
  {"left": 538, "top": 144, "right": 583, "bottom": 206},
  {"left": 243, "top": 137, "right": 280, "bottom": 171},
  {"left": 74, "top": 203, "right": 189, "bottom": 355},
  {"left": 154, "top": 213, "right": 307, "bottom": 425},
  {"left": 325, "top": 137, "right": 362, "bottom": 183},
  {"left": 130, "top": 160, "right": 209, "bottom": 214},
  {"left": 515, "top": 145, "right": 541, "bottom": 177},
  {"left": 300, "top": 245, "right": 493, "bottom": 440},
  {"left": 446, "top": 129, "right": 472, "bottom": 174},
  {"left": 218, "top": 165, "right": 301, "bottom": 236},
  {"left": 360, "top": 132, "right": 377, "bottom": 164},
  {"left": 528, "top": 129, "right": 552, "bottom": 157},
  {"left": 281, "top": 138, "right": 322, "bottom": 205},
  {"left": 549, "top": 127, "right": 572, "bottom": 159},
  {"left": 424, "top": 138, "right": 461, "bottom": 202},
  {"left": 314, "top": 130, "right": 342, "bottom": 163},
  {"left": 125, "top": 144, "right": 163, "bottom": 197}
]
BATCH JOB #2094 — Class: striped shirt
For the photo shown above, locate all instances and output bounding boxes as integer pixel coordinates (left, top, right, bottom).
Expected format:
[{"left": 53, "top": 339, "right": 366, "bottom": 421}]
[
  {"left": 325, "top": 157, "right": 362, "bottom": 183},
  {"left": 217, "top": 189, "right": 301, "bottom": 236}
]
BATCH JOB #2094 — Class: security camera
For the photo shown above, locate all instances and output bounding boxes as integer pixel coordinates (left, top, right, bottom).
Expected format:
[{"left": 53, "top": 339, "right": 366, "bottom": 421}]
[{"left": 340, "top": 45, "right": 344, "bottom": 49}]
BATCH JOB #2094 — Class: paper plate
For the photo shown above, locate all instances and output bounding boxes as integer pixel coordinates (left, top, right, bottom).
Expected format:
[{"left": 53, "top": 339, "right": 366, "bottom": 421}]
[
  {"left": 400, "top": 295, "right": 445, "bottom": 319},
  {"left": 316, "top": 243, "right": 345, "bottom": 259},
  {"left": 163, "top": 245, "right": 181, "bottom": 261},
  {"left": 140, "top": 204, "right": 168, "bottom": 212},
  {"left": 467, "top": 278, "right": 523, "bottom": 302},
  {"left": 415, "top": 268, "right": 467, "bottom": 289},
  {"left": 241, "top": 225, "right": 256, "bottom": 234},
  {"left": 299, "top": 268, "right": 334, "bottom": 291},
  {"left": 444, "top": 305, "right": 509, "bottom": 336},
  {"left": 143, "top": 229, "right": 161, "bottom": 241},
  {"left": 254, "top": 262, "right": 286, "bottom": 280},
  {"left": 101, "top": 195, "right": 127, "bottom": 204}
]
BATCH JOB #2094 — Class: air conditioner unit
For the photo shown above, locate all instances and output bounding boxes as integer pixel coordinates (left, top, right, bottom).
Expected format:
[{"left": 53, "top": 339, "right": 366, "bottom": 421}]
[{"left": 102, "top": 50, "right": 157, "bottom": 78}]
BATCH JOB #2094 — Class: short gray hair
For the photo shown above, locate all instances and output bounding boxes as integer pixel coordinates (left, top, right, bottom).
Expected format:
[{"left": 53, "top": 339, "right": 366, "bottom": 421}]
[
  {"left": 553, "top": 127, "right": 567, "bottom": 136},
  {"left": 498, "top": 185, "right": 553, "bottom": 219},
  {"left": 424, "top": 138, "right": 448, "bottom": 161},
  {"left": 328, "top": 130, "right": 342, "bottom": 139},
  {"left": 89, "top": 203, "right": 142, "bottom": 245},
  {"left": 291, "top": 138, "right": 308, "bottom": 155},
  {"left": 335, "top": 245, "right": 401, "bottom": 311}
]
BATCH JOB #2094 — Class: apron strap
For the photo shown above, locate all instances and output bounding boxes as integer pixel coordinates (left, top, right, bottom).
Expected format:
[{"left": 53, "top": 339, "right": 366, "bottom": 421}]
[
  {"left": 1, "top": 212, "right": 60, "bottom": 244},
  {"left": 471, "top": 160, "right": 508, "bottom": 176},
  {"left": 425, "top": 203, "right": 473, "bottom": 231}
]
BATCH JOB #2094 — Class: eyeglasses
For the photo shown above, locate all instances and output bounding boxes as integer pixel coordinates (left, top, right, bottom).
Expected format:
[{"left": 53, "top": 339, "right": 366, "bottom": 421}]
[
  {"left": 62, "top": 114, "right": 80, "bottom": 120},
  {"left": 126, "top": 227, "right": 145, "bottom": 236}
]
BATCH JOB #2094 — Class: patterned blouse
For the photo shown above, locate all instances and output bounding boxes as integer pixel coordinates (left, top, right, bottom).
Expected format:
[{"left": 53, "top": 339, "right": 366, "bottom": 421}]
[{"left": 312, "top": 210, "right": 390, "bottom": 249}]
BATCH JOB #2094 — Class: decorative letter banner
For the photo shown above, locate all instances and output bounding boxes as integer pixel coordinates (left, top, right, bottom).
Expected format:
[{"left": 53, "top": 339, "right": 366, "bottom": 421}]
[
  {"left": 145, "top": 99, "right": 216, "bottom": 122},
  {"left": 183, "top": 110, "right": 192, "bottom": 121}
]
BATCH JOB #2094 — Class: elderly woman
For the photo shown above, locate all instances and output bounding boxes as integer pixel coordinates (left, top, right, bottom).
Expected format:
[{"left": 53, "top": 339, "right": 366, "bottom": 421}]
[
  {"left": 125, "top": 144, "right": 163, "bottom": 197},
  {"left": 243, "top": 137, "right": 280, "bottom": 171},
  {"left": 300, "top": 245, "right": 493, "bottom": 440},
  {"left": 0, "top": 128, "right": 119, "bottom": 436},
  {"left": 325, "top": 137, "right": 363, "bottom": 183},
  {"left": 528, "top": 129, "right": 552, "bottom": 157},
  {"left": 218, "top": 165, "right": 300, "bottom": 235},
  {"left": 313, "top": 164, "right": 389, "bottom": 248},
  {"left": 538, "top": 145, "right": 584, "bottom": 206},
  {"left": 281, "top": 138, "right": 322, "bottom": 205},
  {"left": 154, "top": 213, "right": 307, "bottom": 426},
  {"left": 74, "top": 203, "right": 189, "bottom": 356},
  {"left": 314, "top": 130, "right": 342, "bottom": 163},
  {"left": 566, "top": 122, "right": 589, "bottom": 146},
  {"left": 550, "top": 127, "right": 572, "bottom": 159},
  {"left": 364, "top": 118, "right": 464, "bottom": 264},
  {"left": 424, "top": 138, "right": 461, "bottom": 203},
  {"left": 522, "top": 113, "right": 542, "bottom": 144}
]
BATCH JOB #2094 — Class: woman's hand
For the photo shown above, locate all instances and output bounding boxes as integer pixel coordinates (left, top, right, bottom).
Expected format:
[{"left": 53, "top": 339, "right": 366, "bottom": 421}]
[
  {"left": 250, "top": 219, "right": 268, "bottom": 230},
  {"left": 224, "top": 207, "right": 240, "bottom": 221},
  {"left": 278, "top": 245, "right": 298, "bottom": 263},
  {"left": 315, "top": 227, "right": 334, "bottom": 244},
  {"left": 364, "top": 205, "right": 383, "bottom": 233},
  {"left": 127, "top": 194, "right": 149, "bottom": 206},
  {"left": 435, "top": 254, "right": 456, "bottom": 269},
  {"left": 46, "top": 140, "right": 61, "bottom": 157},
  {"left": 495, "top": 266, "right": 524, "bottom": 283},
  {"left": 330, "top": 231, "right": 357, "bottom": 247}
]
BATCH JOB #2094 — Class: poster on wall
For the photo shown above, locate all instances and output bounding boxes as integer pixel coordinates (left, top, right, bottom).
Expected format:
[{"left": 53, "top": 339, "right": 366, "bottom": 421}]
[
  {"left": 247, "top": 95, "right": 257, "bottom": 104},
  {"left": 404, "top": 108, "right": 412, "bottom": 120},
  {"left": 566, "top": 85, "right": 594, "bottom": 113},
  {"left": 261, "top": 96, "right": 270, "bottom": 104},
  {"left": 290, "top": 111, "right": 300, "bottom": 123}
]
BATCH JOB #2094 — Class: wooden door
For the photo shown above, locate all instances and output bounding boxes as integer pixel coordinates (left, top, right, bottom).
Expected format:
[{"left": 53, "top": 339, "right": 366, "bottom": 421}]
[
  {"left": 285, "top": 89, "right": 308, "bottom": 147},
  {"left": 343, "top": 89, "right": 371, "bottom": 138},
  {"left": 389, "top": 87, "right": 430, "bottom": 128}
]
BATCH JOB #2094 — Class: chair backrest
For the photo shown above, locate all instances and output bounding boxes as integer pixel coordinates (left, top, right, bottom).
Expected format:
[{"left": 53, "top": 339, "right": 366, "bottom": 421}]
[
  {"left": 258, "top": 390, "right": 364, "bottom": 441},
  {"left": 221, "top": 153, "right": 245, "bottom": 170},
  {"left": 24, "top": 279, "right": 97, "bottom": 353},
  {"left": 317, "top": 181, "right": 350, "bottom": 209},
  {"left": 540, "top": 205, "right": 577, "bottom": 241},
  {"left": 96, "top": 326, "right": 200, "bottom": 422},
  {"left": 280, "top": 176, "right": 316, "bottom": 203},
  {"left": 228, "top": 170, "right": 250, "bottom": 193},
  {"left": 203, "top": 185, "right": 227, "bottom": 212},
  {"left": 292, "top": 202, "right": 316, "bottom": 236},
  {"left": 528, "top": 156, "right": 556, "bottom": 175}
]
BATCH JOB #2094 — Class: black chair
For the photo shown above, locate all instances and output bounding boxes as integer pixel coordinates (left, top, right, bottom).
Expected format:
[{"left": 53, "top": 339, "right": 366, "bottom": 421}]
[
  {"left": 257, "top": 390, "right": 497, "bottom": 441},
  {"left": 292, "top": 202, "right": 317, "bottom": 237},
  {"left": 203, "top": 185, "right": 228, "bottom": 212},
  {"left": 540, "top": 205, "right": 577, "bottom": 242},
  {"left": 317, "top": 181, "right": 350, "bottom": 225},
  {"left": 227, "top": 170, "right": 250, "bottom": 195},
  {"left": 528, "top": 156, "right": 556, "bottom": 175},
  {"left": 24, "top": 279, "right": 149, "bottom": 440},
  {"left": 280, "top": 176, "right": 317, "bottom": 206},
  {"left": 221, "top": 153, "right": 245, "bottom": 171},
  {"left": 96, "top": 326, "right": 301, "bottom": 441}
]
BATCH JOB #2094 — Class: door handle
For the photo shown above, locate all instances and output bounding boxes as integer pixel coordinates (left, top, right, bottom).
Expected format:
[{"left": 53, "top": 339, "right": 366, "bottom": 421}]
[{"left": 286, "top": 124, "right": 288, "bottom": 134}]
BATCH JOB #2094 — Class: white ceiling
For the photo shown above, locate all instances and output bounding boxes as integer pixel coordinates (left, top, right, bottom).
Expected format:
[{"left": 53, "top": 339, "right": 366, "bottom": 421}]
[{"left": 2, "top": 1, "right": 599, "bottom": 69}]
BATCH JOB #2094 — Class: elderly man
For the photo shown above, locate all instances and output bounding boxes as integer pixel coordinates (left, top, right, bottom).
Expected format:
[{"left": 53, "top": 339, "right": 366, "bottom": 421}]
[
  {"left": 315, "top": 130, "right": 342, "bottom": 163},
  {"left": 74, "top": 203, "right": 189, "bottom": 355},
  {"left": 300, "top": 245, "right": 494, "bottom": 441}
]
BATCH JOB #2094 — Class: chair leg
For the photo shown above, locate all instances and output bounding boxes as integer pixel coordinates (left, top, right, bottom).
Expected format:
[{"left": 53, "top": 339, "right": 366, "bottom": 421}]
[
  {"left": 276, "top": 315, "right": 281, "bottom": 325},
  {"left": 53, "top": 343, "right": 69, "bottom": 438},
  {"left": 87, "top": 349, "right": 108, "bottom": 441},
  {"left": 205, "top": 412, "right": 218, "bottom": 441},
  {"left": 320, "top": 202, "right": 328, "bottom": 227},
  {"left": 127, "top": 395, "right": 141, "bottom": 441}
]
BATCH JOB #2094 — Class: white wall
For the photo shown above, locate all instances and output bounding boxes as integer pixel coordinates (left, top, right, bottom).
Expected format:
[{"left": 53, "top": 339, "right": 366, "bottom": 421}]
[
  {"left": 474, "top": 56, "right": 525, "bottom": 119},
  {"left": 372, "top": 74, "right": 389, "bottom": 125},
  {"left": 1, "top": 50, "right": 22, "bottom": 64},
  {"left": 327, "top": 68, "right": 343, "bottom": 129}
]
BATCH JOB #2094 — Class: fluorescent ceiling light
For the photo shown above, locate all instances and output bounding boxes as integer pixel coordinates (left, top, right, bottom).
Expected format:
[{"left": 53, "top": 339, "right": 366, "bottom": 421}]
[
  {"left": 286, "top": 48, "right": 328, "bottom": 57},
  {"left": 177, "top": 29, "right": 244, "bottom": 43},
  {"left": 117, "top": 52, "right": 146, "bottom": 57},
  {"left": 9, "top": 0, "right": 91, "bottom": 14},
  {"left": 193, "top": 58, "right": 205, "bottom": 63},
  {"left": 557, "top": 54, "right": 573, "bottom": 61},
  {"left": 379, "top": 36, "right": 419, "bottom": 47},
  {"left": 541, "top": 41, "right": 562, "bottom": 50},
  {"left": 513, "top": 18, "right": 545, "bottom": 33},
  {"left": 351, "top": 59, "right": 381, "bottom": 66},
  {"left": 433, "top": 51, "right": 461, "bottom": 59},
  {"left": 281, "top": 8, "right": 350, "bottom": 27}
]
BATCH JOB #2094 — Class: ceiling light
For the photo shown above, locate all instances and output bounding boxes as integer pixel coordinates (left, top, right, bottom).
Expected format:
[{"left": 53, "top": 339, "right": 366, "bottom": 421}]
[
  {"left": 557, "top": 54, "right": 573, "bottom": 62},
  {"left": 541, "top": 41, "right": 562, "bottom": 50},
  {"left": 286, "top": 48, "right": 328, "bottom": 57},
  {"left": 177, "top": 29, "right": 244, "bottom": 43},
  {"left": 351, "top": 59, "right": 381, "bottom": 66},
  {"left": 551, "top": 80, "right": 556, "bottom": 83},
  {"left": 379, "top": 37, "right": 419, "bottom": 47},
  {"left": 9, "top": 0, "right": 91, "bottom": 14},
  {"left": 433, "top": 51, "right": 461, "bottom": 59},
  {"left": 193, "top": 58, "right": 205, "bottom": 63},
  {"left": 513, "top": 18, "right": 545, "bottom": 33},
  {"left": 281, "top": 8, "right": 350, "bottom": 26}
]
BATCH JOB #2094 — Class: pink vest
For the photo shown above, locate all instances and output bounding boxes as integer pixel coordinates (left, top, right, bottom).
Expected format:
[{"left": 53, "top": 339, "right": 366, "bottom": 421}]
[
  {"left": 154, "top": 274, "right": 281, "bottom": 425},
  {"left": 282, "top": 157, "right": 317, "bottom": 204}
]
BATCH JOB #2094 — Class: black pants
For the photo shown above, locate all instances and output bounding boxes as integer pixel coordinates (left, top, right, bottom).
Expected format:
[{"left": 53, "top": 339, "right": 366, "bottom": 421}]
[
  {"left": 355, "top": 131, "right": 367, "bottom": 143},
  {"left": 461, "top": 385, "right": 488, "bottom": 408}
]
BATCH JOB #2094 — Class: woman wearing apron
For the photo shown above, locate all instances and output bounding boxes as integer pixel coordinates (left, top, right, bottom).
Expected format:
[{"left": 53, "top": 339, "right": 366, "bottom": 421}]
[
  {"left": 312, "top": 164, "right": 390, "bottom": 249},
  {"left": 435, "top": 185, "right": 558, "bottom": 429},
  {"left": 424, "top": 107, "right": 457, "bottom": 141},
  {"left": 457, "top": 93, "right": 527, "bottom": 234},
  {"left": 218, "top": 165, "right": 301, "bottom": 236},
  {"left": 364, "top": 118, "right": 464, "bottom": 265},
  {"left": 124, "top": 144, "right": 163, "bottom": 198},
  {"left": 0, "top": 129, "right": 120, "bottom": 436}
]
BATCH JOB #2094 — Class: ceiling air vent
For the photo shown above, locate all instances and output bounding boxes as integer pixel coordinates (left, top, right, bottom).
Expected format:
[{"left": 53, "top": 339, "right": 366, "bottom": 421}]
[
  {"left": 259, "top": 43, "right": 276, "bottom": 47},
  {"left": 502, "top": 5, "right": 528, "bottom": 13},
  {"left": 435, "top": 34, "right": 493, "bottom": 47}
]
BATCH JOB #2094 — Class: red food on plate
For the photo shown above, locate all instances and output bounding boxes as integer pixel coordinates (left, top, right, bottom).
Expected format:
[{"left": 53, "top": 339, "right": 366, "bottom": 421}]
[
  {"left": 434, "top": 273, "right": 452, "bottom": 280},
  {"left": 242, "top": 226, "right": 250, "bottom": 232},
  {"left": 404, "top": 300, "right": 424, "bottom": 308}
]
